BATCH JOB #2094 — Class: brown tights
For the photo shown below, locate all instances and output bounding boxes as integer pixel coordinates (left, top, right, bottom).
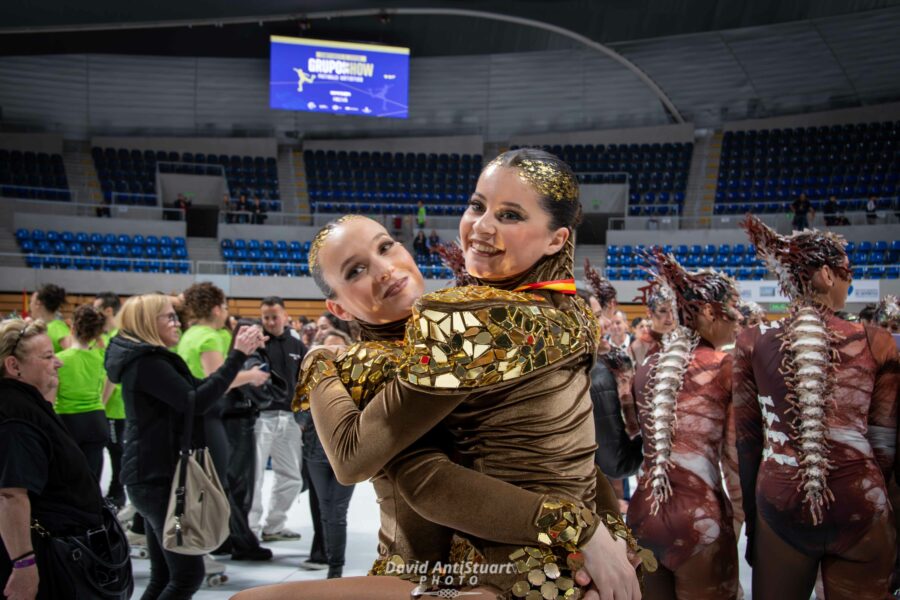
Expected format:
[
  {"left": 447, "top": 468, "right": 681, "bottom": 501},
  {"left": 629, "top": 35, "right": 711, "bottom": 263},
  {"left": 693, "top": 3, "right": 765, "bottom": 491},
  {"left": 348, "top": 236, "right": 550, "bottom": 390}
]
[
  {"left": 751, "top": 513, "right": 896, "bottom": 600},
  {"left": 642, "top": 534, "right": 738, "bottom": 600}
]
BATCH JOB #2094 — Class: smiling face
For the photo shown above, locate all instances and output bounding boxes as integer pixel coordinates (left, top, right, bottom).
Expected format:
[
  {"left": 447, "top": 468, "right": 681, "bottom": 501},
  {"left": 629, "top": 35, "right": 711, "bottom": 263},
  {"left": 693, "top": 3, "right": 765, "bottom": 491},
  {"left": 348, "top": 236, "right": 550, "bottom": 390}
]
[
  {"left": 459, "top": 165, "right": 569, "bottom": 280},
  {"left": 155, "top": 301, "right": 182, "bottom": 348},
  {"left": 318, "top": 217, "right": 425, "bottom": 324}
]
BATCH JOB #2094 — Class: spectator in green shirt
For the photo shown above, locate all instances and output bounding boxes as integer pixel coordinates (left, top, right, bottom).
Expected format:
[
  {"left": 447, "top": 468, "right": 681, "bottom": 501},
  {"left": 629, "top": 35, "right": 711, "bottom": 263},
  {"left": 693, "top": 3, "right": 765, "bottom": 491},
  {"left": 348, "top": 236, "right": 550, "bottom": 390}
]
[
  {"left": 416, "top": 200, "right": 426, "bottom": 229},
  {"left": 218, "top": 325, "right": 233, "bottom": 355},
  {"left": 54, "top": 304, "right": 109, "bottom": 481},
  {"left": 29, "top": 284, "right": 71, "bottom": 353},
  {"left": 93, "top": 291, "right": 127, "bottom": 508}
]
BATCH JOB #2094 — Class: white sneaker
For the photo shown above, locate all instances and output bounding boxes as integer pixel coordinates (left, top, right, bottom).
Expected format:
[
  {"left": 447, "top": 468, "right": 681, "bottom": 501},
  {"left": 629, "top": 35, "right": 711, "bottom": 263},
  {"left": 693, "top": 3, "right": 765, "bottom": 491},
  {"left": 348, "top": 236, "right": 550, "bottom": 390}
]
[{"left": 262, "top": 529, "right": 302, "bottom": 542}]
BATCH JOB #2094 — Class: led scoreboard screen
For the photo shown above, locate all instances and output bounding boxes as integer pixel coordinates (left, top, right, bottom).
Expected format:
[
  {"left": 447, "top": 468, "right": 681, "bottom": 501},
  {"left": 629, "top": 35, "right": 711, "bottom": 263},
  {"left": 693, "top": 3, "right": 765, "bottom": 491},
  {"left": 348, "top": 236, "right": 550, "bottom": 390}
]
[{"left": 270, "top": 36, "right": 410, "bottom": 119}]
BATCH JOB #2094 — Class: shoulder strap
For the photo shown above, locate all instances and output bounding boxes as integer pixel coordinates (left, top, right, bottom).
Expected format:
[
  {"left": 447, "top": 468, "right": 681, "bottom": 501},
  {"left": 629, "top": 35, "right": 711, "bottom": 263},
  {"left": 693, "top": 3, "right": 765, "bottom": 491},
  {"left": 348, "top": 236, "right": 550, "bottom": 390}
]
[
  {"left": 179, "top": 389, "right": 196, "bottom": 453},
  {"left": 173, "top": 390, "right": 196, "bottom": 531}
]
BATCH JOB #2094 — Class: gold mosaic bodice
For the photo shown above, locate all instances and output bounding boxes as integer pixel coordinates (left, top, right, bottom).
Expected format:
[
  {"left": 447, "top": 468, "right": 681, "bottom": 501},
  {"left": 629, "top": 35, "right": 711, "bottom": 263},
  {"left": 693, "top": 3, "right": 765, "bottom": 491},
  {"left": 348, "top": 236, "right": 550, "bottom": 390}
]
[
  {"left": 293, "top": 339, "right": 405, "bottom": 412},
  {"left": 400, "top": 286, "right": 599, "bottom": 390},
  {"left": 294, "top": 286, "right": 599, "bottom": 412}
]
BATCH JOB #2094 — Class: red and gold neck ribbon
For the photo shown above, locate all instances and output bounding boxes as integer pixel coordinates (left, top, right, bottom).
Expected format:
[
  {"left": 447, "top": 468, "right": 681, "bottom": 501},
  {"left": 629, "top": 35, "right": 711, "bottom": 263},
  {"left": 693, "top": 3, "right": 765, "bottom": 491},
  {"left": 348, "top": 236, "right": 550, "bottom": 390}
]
[{"left": 513, "top": 278, "right": 577, "bottom": 295}]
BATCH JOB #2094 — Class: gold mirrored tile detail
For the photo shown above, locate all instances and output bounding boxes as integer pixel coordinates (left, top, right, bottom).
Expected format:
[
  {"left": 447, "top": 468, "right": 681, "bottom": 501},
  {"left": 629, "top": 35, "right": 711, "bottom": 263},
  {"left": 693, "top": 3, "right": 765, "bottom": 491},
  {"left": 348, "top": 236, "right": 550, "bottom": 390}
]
[
  {"left": 400, "top": 287, "right": 598, "bottom": 389},
  {"left": 293, "top": 340, "right": 405, "bottom": 412}
]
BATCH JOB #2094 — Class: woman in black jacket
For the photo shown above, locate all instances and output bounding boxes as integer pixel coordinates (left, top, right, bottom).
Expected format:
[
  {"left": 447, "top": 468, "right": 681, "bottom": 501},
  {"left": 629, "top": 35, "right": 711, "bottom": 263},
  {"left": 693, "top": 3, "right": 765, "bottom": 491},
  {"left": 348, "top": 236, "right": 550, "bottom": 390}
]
[{"left": 105, "top": 294, "right": 265, "bottom": 600}]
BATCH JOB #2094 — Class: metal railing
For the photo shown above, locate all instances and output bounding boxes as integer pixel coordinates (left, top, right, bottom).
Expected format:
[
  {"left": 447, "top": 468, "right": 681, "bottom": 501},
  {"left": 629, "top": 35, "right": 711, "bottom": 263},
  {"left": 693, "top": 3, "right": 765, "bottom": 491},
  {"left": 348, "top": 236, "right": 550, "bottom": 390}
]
[
  {"left": 110, "top": 191, "right": 159, "bottom": 206},
  {"left": 576, "top": 171, "right": 632, "bottom": 185},
  {"left": 195, "top": 260, "right": 307, "bottom": 277},
  {"left": 1, "top": 184, "right": 78, "bottom": 202},
  {"left": 13, "top": 198, "right": 183, "bottom": 220},
  {"left": 2, "top": 251, "right": 894, "bottom": 284},
  {"left": 626, "top": 202, "right": 683, "bottom": 216},
  {"left": 220, "top": 210, "right": 314, "bottom": 227},
  {"left": 308, "top": 211, "right": 465, "bottom": 230},
  {"left": 156, "top": 161, "right": 227, "bottom": 177},
  {"left": 610, "top": 209, "right": 900, "bottom": 231},
  {"left": 0, "top": 251, "right": 192, "bottom": 273}
]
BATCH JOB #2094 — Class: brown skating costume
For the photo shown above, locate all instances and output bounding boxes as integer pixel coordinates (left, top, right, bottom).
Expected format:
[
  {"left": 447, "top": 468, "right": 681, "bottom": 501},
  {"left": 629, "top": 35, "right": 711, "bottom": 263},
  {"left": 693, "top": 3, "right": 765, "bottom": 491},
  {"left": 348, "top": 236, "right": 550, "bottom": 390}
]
[
  {"left": 300, "top": 265, "right": 644, "bottom": 597},
  {"left": 624, "top": 249, "right": 743, "bottom": 600},
  {"left": 734, "top": 215, "right": 899, "bottom": 600},
  {"left": 296, "top": 154, "right": 648, "bottom": 599}
]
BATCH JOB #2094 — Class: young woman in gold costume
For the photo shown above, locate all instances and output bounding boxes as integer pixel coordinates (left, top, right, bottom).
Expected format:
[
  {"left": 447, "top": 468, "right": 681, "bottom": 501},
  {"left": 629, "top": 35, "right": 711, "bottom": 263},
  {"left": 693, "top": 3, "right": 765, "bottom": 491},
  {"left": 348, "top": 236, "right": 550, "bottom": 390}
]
[{"left": 234, "top": 150, "right": 648, "bottom": 600}]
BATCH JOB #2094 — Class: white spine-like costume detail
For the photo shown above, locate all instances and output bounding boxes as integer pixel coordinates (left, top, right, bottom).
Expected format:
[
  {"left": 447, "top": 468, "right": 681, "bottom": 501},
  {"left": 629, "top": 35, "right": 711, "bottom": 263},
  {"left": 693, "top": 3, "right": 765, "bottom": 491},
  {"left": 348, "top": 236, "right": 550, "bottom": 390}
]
[
  {"left": 644, "top": 324, "right": 699, "bottom": 515},
  {"left": 779, "top": 304, "right": 843, "bottom": 525}
]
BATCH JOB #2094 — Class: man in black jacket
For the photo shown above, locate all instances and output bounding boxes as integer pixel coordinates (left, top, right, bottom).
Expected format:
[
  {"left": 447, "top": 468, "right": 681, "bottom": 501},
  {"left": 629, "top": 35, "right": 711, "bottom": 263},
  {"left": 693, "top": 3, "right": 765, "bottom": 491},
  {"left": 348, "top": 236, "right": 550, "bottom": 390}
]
[{"left": 249, "top": 297, "right": 308, "bottom": 541}]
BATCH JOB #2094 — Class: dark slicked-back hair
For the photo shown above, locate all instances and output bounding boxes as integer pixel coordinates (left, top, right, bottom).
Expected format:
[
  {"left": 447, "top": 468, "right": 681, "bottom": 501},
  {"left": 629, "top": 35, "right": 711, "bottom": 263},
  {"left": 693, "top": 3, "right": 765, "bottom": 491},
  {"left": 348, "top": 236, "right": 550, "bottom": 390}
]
[
  {"left": 261, "top": 296, "right": 285, "bottom": 308},
  {"left": 94, "top": 291, "right": 121, "bottom": 314},
  {"left": 36, "top": 283, "right": 67, "bottom": 313}
]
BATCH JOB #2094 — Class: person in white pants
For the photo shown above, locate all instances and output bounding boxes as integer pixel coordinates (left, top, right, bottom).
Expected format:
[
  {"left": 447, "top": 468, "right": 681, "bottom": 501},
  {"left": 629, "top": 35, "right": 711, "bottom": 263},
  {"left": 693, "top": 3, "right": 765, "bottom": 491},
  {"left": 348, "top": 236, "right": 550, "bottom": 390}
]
[
  {"left": 249, "top": 297, "right": 308, "bottom": 540},
  {"left": 249, "top": 410, "right": 303, "bottom": 539}
]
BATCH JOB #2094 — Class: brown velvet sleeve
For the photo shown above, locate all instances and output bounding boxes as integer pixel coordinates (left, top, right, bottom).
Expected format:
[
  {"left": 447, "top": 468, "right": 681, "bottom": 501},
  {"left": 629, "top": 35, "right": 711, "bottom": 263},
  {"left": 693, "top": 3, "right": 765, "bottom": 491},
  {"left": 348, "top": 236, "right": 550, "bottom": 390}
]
[
  {"left": 593, "top": 465, "right": 620, "bottom": 518},
  {"left": 386, "top": 443, "right": 605, "bottom": 547},
  {"left": 718, "top": 354, "right": 745, "bottom": 529},
  {"left": 309, "top": 374, "right": 467, "bottom": 484},
  {"left": 863, "top": 324, "right": 900, "bottom": 480},
  {"left": 732, "top": 327, "right": 763, "bottom": 560}
]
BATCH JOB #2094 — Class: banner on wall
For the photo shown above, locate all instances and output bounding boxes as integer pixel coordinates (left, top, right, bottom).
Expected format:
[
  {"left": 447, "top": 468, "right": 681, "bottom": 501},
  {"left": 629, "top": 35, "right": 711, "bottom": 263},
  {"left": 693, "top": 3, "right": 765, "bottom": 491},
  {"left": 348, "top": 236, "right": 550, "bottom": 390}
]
[{"left": 738, "top": 280, "right": 881, "bottom": 304}]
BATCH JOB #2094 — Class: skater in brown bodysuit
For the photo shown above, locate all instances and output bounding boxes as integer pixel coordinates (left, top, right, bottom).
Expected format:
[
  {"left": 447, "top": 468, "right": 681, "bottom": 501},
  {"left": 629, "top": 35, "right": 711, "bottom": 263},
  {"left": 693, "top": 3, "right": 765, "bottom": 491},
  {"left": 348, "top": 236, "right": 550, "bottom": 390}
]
[
  {"left": 625, "top": 249, "right": 744, "bottom": 600},
  {"left": 735, "top": 215, "right": 899, "bottom": 600}
]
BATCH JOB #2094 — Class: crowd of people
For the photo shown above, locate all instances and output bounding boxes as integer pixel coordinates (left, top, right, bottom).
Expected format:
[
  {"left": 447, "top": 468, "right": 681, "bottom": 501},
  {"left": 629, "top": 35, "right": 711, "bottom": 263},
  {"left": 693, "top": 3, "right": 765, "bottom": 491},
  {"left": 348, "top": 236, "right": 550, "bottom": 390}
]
[
  {"left": 1, "top": 148, "right": 898, "bottom": 600},
  {"left": 791, "top": 192, "right": 894, "bottom": 229},
  {"left": 0, "top": 281, "right": 362, "bottom": 599}
]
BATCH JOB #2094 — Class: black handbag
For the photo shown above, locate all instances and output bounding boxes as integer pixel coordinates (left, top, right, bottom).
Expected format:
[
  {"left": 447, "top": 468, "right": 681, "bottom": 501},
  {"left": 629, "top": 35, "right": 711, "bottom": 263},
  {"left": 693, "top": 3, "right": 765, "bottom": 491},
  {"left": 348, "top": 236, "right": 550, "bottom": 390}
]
[{"left": 34, "top": 504, "right": 134, "bottom": 599}]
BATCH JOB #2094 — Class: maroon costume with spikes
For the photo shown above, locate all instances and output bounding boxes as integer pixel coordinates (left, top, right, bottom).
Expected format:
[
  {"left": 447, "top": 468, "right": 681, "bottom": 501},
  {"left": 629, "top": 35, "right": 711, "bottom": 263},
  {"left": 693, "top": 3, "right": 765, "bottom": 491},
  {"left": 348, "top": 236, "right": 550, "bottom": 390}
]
[
  {"left": 734, "top": 215, "right": 899, "bottom": 600},
  {"left": 584, "top": 257, "right": 618, "bottom": 314},
  {"left": 434, "top": 242, "right": 477, "bottom": 287},
  {"left": 625, "top": 249, "right": 743, "bottom": 600}
]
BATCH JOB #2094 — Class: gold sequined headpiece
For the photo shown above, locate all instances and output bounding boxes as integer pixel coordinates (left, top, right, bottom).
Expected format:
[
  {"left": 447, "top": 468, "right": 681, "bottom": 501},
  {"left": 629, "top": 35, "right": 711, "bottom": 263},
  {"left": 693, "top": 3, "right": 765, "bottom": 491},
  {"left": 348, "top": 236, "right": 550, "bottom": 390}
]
[
  {"left": 486, "top": 155, "right": 579, "bottom": 203},
  {"left": 309, "top": 214, "right": 365, "bottom": 275}
]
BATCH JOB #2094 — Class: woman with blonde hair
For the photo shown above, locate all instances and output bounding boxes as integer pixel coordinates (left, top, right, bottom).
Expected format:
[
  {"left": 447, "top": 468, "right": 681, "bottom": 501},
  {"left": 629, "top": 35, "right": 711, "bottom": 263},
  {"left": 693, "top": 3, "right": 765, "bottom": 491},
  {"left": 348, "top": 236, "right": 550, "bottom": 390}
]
[
  {"left": 1, "top": 319, "right": 129, "bottom": 599},
  {"left": 105, "top": 294, "right": 266, "bottom": 600}
]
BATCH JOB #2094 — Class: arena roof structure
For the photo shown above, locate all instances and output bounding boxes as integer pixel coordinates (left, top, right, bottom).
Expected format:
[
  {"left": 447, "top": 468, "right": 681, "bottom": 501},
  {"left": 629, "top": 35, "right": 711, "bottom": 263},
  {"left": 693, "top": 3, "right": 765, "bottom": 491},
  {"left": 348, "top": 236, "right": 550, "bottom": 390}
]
[{"left": 2, "top": 1, "right": 899, "bottom": 127}]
